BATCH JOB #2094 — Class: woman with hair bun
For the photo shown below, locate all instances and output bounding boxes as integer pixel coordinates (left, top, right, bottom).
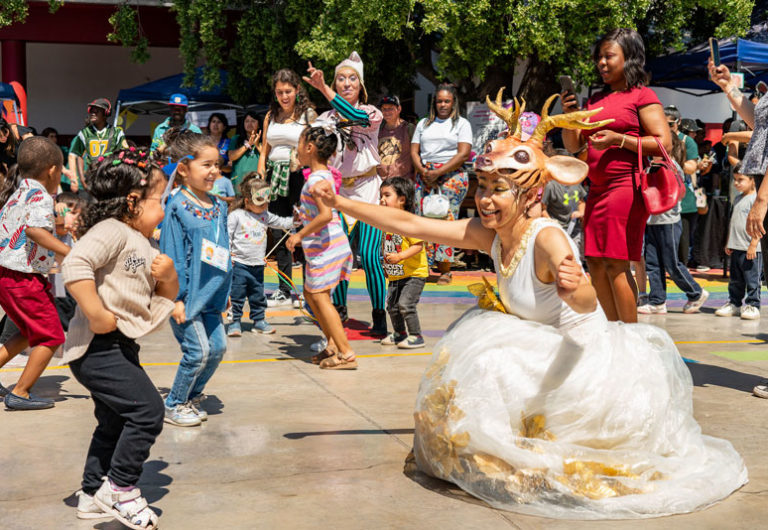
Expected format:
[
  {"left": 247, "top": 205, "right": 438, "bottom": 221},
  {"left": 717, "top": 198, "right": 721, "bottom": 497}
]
[{"left": 561, "top": 28, "right": 673, "bottom": 323}]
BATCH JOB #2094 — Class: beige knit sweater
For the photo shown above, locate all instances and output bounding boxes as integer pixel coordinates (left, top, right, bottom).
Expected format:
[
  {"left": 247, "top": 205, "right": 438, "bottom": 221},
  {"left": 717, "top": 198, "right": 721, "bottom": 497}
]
[{"left": 61, "top": 218, "right": 175, "bottom": 364}]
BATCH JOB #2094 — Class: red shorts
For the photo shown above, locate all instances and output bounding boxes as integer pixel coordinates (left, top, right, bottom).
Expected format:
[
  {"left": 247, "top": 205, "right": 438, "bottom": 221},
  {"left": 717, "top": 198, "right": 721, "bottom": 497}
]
[{"left": 0, "top": 266, "right": 65, "bottom": 348}]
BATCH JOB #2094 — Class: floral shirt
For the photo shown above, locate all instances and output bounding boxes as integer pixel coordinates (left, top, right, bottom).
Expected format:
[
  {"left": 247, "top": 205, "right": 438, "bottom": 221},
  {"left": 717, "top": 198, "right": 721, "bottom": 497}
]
[{"left": 0, "top": 179, "right": 56, "bottom": 274}]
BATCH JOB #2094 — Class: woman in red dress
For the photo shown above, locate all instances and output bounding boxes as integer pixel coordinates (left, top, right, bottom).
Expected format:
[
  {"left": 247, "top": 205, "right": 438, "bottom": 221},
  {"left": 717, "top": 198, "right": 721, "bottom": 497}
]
[{"left": 562, "top": 28, "right": 671, "bottom": 323}]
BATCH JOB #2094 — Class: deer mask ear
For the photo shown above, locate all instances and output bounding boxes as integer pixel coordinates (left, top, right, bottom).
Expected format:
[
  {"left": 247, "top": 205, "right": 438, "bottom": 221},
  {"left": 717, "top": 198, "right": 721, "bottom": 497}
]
[{"left": 545, "top": 155, "right": 588, "bottom": 186}]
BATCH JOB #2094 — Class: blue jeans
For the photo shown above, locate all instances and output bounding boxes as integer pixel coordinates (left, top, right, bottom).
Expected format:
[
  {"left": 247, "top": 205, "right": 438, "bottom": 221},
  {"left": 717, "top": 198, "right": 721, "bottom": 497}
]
[
  {"left": 729, "top": 250, "right": 762, "bottom": 307},
  {"left": 645, "top": 222, "right": 703, "bottom": 304},
  {"left": 231, "top": 262, "right": 266, "bottom": 323},
  {"left": 166, "top": 312, "right": 227, "bottom": 407}
]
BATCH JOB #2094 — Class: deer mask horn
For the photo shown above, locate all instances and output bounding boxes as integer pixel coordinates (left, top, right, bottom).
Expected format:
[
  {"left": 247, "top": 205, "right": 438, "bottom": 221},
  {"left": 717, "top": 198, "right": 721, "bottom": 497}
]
[
  {"left": 485, "top": 87, "right": 525, "bottom": 138},
  {"left": 529, "top": 93, "right": 615, "bottom": 144}
]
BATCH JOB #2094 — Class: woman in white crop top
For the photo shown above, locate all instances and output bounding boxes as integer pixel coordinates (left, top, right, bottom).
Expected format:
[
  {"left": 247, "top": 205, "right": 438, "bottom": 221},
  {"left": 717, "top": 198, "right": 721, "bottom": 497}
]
[{"left": 256, "top": 69, "right": 316, "bottom": 305}]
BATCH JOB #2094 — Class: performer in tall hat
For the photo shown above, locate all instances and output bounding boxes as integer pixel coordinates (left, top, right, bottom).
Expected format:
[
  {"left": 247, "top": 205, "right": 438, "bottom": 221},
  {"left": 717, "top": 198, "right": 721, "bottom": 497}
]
[{"left": 310, "top": 90, "right": 747, "bottom": 519}]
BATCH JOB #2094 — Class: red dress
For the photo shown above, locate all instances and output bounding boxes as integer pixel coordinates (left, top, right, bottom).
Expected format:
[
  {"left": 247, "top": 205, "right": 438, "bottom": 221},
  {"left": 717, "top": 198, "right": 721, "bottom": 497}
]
[{"left": 581, "top": 86, "right": 661, "bottom": 261}]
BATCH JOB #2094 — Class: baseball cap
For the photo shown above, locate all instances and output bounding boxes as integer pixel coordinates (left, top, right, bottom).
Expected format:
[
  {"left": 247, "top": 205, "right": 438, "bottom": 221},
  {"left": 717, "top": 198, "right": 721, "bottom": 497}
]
[
  {"left": 680, "top": 118, "right": 702, "bottom": 133},
  {"left": 168, "top": 93, "right": 189, "bottom": 107},
  {"left": 88, "top": 98, "right": 111, "bottom": 114},
  {"left": 379, "top": 95, "right": 401, "bottom": 107}
]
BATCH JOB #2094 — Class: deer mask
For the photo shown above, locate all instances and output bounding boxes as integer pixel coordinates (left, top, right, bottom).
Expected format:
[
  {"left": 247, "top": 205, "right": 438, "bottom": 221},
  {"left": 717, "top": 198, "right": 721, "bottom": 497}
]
[{"left": 474, "top": 88, "right": 614, "bottom": 189}]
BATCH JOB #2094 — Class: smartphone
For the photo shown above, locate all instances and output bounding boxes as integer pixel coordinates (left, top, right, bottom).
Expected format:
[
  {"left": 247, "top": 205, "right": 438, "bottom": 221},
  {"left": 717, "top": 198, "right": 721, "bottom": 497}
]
[
  {"left": 559, "top": 75, "right": 575, "bottom": 95},
  {"left": 709, "top": 38, "right": 720, "bottom": 67}
]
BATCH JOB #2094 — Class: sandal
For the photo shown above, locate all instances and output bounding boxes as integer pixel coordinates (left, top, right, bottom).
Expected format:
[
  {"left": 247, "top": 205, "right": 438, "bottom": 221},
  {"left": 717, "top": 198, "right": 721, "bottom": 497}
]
[
  {"left": 311, "top": 348, "right": 335, "bottom": 365},
  {"left": 436, "top": 272, "right": 453, "bottom": 286},
  {"left": 319, "top": 352, "right": 358, "bottom": 370},
  {"left": 92, "top": 478, "right": 158, "bottom": 530}
]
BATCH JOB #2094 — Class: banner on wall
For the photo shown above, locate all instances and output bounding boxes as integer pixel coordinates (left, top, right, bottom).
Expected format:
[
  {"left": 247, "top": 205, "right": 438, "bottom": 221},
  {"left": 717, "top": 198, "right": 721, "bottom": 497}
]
[{"left": 465, "top": 99, "right": 513, "bottom": 159}]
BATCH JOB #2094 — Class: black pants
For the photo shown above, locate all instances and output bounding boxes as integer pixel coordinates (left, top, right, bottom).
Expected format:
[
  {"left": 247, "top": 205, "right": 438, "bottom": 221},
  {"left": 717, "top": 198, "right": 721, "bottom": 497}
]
[
  {"left": 386, "top": 276, "right": 426, "bottom": 335},
  {"left": 270, "top": 227, "right": 298, "bottom": 297},
  {"left": 69, "top": 332, "right": 164, "bottom": 494}
]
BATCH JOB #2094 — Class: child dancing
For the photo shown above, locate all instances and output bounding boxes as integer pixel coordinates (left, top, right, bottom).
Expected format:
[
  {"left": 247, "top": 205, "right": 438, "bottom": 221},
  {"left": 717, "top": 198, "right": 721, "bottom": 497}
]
[
  {"left": 0, "top": 137, "right": 71, "bottom": 410},
  {"left": 379, "top": 177, "right": 428, "bottom": 348},
  {"left": 286, "top": 124, "right": 355, "bottom": 369},
  {"left": 62, "top": 149, "right": 177, "bottom": 529},
  {"left": 227, "top": 173, "right": 295, "bottom": 336},
  {"left": 160, "top": 131, "right": 233, "bottom": 426}
]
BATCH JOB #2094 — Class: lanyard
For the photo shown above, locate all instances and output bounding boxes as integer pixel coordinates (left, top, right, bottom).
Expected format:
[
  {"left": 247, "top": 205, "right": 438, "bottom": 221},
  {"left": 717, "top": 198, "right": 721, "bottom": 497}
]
[{"left": 182, "top": 186, "right": 220, "bottom": 243}]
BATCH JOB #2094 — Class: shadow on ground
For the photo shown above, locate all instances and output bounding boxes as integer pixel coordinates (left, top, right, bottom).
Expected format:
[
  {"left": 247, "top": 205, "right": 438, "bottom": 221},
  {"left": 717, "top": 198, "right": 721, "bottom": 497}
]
[{"left": 688, "top": 362, "right": 765, "bottom": 393}]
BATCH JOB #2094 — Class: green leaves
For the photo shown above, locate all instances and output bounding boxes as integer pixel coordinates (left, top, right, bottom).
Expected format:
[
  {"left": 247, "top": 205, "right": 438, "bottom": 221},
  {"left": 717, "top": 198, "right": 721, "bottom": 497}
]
[{"left": 107, "top": 3, "right": 150, "bottom": 63}]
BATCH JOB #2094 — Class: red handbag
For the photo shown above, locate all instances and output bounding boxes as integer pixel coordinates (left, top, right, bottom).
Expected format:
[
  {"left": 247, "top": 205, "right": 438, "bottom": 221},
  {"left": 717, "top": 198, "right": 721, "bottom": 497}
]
[{"left": 637, "top": 136, "right": 686, "bottom": 215}]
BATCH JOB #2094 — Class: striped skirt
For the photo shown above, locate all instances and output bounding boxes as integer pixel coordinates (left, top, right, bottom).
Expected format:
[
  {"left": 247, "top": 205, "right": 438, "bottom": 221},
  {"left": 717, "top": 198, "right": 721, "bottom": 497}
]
[{"left": 302, "top": 220, "right": 353, "bottom": 293}]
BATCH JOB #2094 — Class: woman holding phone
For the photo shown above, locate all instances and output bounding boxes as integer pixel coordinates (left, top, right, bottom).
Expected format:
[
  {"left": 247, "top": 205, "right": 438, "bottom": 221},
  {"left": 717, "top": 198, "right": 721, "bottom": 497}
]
[
  {"left": 709, "top": 57, "right": 768, "bottom": 399},
  {"left": 561, "top": 28, "right": 672, "bottom": 323}
]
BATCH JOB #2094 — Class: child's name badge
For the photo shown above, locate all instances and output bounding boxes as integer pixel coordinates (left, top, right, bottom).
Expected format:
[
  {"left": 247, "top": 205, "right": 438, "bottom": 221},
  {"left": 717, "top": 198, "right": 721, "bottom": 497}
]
[{"left": 201, "top": 238, "right": 229, "bottom": 271}]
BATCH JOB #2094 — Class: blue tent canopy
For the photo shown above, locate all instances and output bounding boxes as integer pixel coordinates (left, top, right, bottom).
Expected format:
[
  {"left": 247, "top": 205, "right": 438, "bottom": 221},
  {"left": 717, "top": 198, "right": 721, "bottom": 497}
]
[
  {"left": 647, "top": 38, "right": 768, "bottom": 95},
  {"left": 0, "top": 82, "right": 17, "bottom": 100},
  {"left": 116, "top": 67, "right": 242, "bottom": 116}
]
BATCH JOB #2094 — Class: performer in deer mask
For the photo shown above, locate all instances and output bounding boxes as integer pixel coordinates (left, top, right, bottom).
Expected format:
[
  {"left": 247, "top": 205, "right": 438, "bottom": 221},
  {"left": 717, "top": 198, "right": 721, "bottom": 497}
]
[{"left": 310, "top": 90, "right": 746, "bottom": 519}]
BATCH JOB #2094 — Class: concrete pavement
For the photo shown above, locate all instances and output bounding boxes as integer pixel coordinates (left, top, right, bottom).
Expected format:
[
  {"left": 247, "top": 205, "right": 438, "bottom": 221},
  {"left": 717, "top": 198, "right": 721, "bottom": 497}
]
[{"left": 1, "top": 269, "right": 767, "bottom": 529}]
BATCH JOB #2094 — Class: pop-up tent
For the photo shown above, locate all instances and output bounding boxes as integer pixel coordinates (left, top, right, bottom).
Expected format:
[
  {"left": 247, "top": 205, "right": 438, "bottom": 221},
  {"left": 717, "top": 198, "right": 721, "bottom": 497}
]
[
  {"left": 114, "top": 67, "right": 244, "bottom": 125},
  {"left": 647, "top": 38, "right": 768, "bottom": 95}
]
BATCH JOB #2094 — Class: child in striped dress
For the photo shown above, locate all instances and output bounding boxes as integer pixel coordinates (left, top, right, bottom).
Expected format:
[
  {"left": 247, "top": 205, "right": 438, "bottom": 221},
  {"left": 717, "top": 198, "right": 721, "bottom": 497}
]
[{"left": 286, "top": 125, "right": 355, "bottom": 369}]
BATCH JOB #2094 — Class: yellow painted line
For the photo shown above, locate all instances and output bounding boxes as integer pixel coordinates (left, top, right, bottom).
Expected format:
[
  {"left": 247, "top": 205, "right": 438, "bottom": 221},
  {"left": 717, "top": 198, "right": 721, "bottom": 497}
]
[
  {"left": 2, "top": 339, "right": 764, "bottom": 374},
  {"left": 0, "top": 351, "right": 433, "bottom": 373}
]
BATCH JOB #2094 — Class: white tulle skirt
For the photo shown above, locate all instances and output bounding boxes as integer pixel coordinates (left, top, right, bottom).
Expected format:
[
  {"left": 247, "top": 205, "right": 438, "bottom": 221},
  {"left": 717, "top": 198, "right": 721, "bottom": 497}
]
[{"left": 413, "top": 308, "right": 747, "bottom": 519}]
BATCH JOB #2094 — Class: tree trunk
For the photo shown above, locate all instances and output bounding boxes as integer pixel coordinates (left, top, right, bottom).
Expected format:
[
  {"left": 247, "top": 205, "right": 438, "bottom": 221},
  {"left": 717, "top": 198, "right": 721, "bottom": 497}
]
[{"left": 516, "top": 53, "right": 562, "bottom": 113}]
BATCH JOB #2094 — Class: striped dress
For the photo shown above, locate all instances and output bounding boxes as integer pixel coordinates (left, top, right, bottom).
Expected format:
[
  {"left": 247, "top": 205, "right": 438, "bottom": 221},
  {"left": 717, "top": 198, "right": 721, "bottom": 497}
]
[{"left": 300, "top": 170, "right": 353, "bottom": 292}]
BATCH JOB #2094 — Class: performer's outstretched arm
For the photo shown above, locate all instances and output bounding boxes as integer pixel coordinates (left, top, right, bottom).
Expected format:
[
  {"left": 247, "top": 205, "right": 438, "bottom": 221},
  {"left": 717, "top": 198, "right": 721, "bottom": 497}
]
[{"left": 311, "top": 180, "right": 495, "bottom": 253}]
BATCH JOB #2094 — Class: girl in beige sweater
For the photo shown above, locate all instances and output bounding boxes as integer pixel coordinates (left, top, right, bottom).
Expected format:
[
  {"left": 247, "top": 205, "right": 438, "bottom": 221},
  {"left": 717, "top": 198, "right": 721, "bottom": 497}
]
[{"left": 62, "top": 149, "right": 177, "bottom": 529}]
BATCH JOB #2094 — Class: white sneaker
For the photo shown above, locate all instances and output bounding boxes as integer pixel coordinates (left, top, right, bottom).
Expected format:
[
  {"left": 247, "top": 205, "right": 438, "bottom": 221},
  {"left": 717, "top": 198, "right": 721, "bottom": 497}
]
[
  {"left": 186, "top": 398, "right": 208, "bottom": 421},
  {"left": 164, "top": 404, "right": 202, "bottom": 427},
  {"left": 75, "top": 490, "right": 111, "bottom": 520},
  {"left": 753, "top": 382, "right": 768, "bottom": 398},
  {"left": 683, "top": 289, "right": 709, "bottom": 314},
  {"left": 267, "top": 291, "right": 291, "bottom": 307},
  {"left": 310, "top": 338, "right": 328, "bottom": 353},
  {"left": 637, "top": 303, "right": 667, "bottom": 314},
  {"left": 292, "top": 294, "right": 304, "bottom": 309},
  {"left": 715, "top": 302, "right": 738, "bottom": 317},
  {"left": 741, "top": 305, "right": 761, "bottom": 320}
]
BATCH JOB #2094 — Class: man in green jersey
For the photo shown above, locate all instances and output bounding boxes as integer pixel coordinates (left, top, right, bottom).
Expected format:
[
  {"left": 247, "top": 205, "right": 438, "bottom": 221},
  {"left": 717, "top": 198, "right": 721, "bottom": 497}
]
[{"left": 68, "top": 98, "right": 127, "bottom": 192}]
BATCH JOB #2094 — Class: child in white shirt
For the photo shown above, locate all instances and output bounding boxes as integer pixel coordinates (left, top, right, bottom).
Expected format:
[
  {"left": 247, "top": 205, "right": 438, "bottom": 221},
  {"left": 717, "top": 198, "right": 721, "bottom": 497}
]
[{"left": 227, "top": 174, "right": 294, "bottom": 336}]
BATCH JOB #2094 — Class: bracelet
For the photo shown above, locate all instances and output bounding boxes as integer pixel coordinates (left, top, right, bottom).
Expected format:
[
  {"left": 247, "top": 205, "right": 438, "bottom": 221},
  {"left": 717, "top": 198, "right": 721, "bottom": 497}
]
[{"left": 619, "top": 135, "right": 627, "bottom": 149}]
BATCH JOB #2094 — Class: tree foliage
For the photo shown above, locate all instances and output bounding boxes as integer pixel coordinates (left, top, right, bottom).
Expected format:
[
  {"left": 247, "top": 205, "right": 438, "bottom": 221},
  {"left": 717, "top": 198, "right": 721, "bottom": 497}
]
[{"left": 0, "top": 0, "right": 759, "bottom": 109}]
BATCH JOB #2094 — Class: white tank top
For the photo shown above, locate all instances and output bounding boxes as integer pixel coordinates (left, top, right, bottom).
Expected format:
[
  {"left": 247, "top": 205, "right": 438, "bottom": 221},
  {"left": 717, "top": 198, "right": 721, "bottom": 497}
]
[
  {"left": 491, "top": 218, "right": 605, "bottom": 330},
  {"left": 266, "top": 114, "right": 311, "bottom": 163}
]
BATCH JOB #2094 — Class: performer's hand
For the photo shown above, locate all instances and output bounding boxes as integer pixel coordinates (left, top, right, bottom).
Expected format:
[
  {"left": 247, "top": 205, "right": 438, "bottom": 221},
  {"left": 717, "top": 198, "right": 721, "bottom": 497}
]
[
  {"left": 556, "top": 254, "right": 582, "bottom": 298},
  {"left": 310, "top": 179, "right": 337, "bottom": 208},
  {"left": 172, "top": 301, "right": 186, "bottom": 325},
  {"left": 725, "top": 247, "right": 732, "bottom": 256},
  {"left": 286, "top": 234, "right": 301, "bottom": 252},
  {"left": 302, "top": 62, "right": 326, "bottom": 92}
]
